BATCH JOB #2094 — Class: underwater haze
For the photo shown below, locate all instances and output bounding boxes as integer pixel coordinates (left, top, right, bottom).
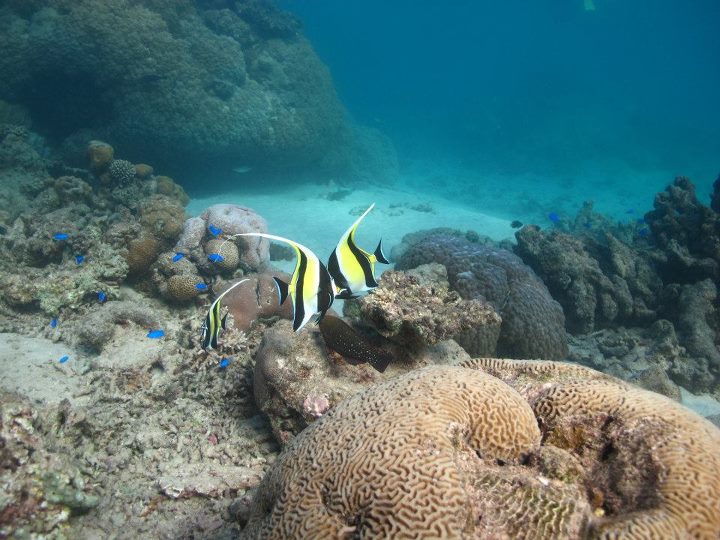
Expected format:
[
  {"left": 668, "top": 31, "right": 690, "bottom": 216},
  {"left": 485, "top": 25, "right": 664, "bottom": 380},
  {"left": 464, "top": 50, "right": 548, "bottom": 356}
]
[
  {"left": 281, "top": 0, "right": 720, "bottom": 217},
  {"left": 2, "top": 0, "right": 720, "bottom": 538}
]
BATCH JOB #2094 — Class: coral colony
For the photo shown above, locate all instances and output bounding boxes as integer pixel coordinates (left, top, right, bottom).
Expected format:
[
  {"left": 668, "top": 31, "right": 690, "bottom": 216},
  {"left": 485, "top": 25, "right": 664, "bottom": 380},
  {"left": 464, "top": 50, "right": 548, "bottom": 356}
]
[{"left": 0, "top": 1, "right": 718, "bottom": 539}]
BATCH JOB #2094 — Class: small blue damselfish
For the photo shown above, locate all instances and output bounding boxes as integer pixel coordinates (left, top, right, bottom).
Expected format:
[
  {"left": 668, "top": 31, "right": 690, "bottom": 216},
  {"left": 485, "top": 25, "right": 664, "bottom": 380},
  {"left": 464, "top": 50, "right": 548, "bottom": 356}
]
[
  {"left": 196, "top": 282, "right": 208, "bottom": 291},
  {"left": 53, "top": 233, "right": 69, "bottom": 240},
  {"left": 219, "top": 358, "right": 231, "bottom": 368},
  {"left": 172, "top": 252, "right": 185, "bottom": 262},
  {"left": 75, "top": 255, "right": 85, "bottom": 264},
  {"left": 208, "top": 225, "right": 222, "bottom": 236},
  {"left": 59, "top": 355, "right": 69, "bottom": 363},
  {"left": 98, "top": 291, "right": 107, "bottom": 303},
  {"left": 50, "top": 318, "right": 58, "bottom": 328},
  {"left": 207, "top": 253, "right": 224, "bottom": 263},
  {"left": 147, "top": 329, "right": 165, "bottom": 339},
  {"left": 548, "top": 212, "right": 560, "bottom": 223}
]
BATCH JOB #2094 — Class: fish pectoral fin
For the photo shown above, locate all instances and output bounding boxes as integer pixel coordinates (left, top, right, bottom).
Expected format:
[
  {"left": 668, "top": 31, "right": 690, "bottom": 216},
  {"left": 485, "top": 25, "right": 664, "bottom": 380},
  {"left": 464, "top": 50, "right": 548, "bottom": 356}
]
[
  {"left": 273, "top": 277, "right": 290, "bottom": 305},
  {"left": 374, "top": 240, "right": 390, "bottom": 264}
]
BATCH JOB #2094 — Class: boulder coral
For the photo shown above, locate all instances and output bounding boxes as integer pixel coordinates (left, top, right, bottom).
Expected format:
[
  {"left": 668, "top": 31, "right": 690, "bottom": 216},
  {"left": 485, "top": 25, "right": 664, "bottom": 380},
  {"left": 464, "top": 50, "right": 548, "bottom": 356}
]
[
  {"left": 0, "top": 0, "right": 350, "bottom": 176},
  {"left": 396, "top": 231, "right": 568, "bottom": 360},
  {"left": 241, "top": 365, "right": 542, "bottom": 538},
  {"left": 199, "top": 204, "right": 270, "bottom": 270},
  {"left": 462, "top": 358, "right": 720, "bottom": 539},
  {"left": 242, "top": 360, "right": 720, "bottom": 539}
]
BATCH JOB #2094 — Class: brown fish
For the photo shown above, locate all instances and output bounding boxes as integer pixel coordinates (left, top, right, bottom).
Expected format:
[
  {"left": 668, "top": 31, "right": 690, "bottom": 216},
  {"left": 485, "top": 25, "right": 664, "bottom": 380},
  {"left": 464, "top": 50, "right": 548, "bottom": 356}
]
[{"left": 319, "top": 315, "right": 393, "bottom": 373}]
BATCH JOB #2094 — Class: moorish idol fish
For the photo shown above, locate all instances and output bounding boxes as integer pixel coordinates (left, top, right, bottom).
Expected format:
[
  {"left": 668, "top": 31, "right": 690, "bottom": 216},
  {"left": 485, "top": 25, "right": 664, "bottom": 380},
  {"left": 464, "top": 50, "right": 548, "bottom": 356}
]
[
  {"left": 238, "top": 233, "right": 335, "bottom": 332},
  {"left": 327, "top": 203, "right": 390, "bottom": 299},
  {"left": 201, "top": 278, "right": 249, "bottom": 349}
]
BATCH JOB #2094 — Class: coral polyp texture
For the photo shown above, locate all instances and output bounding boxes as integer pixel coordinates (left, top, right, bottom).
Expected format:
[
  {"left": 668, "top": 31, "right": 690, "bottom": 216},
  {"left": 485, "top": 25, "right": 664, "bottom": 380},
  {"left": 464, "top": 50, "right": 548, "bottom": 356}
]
[
  {"left": 241, "top": 365, "right": 542, "bottom": 538},
  {"left": 242, "top": 361, "right": 720, "bottom": 539},
  {"left": 462, "top": 358, "right": 720, "bottom": 539}
]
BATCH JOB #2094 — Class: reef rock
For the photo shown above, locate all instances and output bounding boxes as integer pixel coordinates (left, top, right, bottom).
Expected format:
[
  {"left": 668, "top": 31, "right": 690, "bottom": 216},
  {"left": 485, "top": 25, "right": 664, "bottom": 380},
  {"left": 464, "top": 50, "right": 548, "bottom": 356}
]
[
  {"left": 514, "top": 225, "right": 661, "bottom": 333},
  {"left": 396, "top": 231, "right": 568, "bottom": 359},
  {"left": 197, "top": 204, "right": 270, "bottom": 271},
  {"left": 253, "top": 317, "right": 472, "bottom": 443},
  {"left": 354, "top": 264, "right": 502, "bottom": 356}
]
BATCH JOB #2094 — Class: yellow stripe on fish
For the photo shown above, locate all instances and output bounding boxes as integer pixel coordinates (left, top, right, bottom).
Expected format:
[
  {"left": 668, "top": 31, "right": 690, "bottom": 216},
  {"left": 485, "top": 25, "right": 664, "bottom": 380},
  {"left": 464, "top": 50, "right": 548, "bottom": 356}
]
[
  {"left": 328, "top": 203, "right": 390, "bottom": 299},
  {"left": 239, "top": 233, "right": 335, "bottom": 332}
]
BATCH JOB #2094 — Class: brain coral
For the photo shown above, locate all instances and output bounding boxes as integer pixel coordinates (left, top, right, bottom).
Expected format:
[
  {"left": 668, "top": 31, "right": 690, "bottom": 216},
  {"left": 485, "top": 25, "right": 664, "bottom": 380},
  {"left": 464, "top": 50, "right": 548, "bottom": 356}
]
[
  {"left": 241, "top": 365, "right": 542, "bottom": 538},
  {"left": 462, "top": 358, "right": 720, "bottom": 539},
  {"left": 396, "top": 231, "right": 568, "bottom": 360}
]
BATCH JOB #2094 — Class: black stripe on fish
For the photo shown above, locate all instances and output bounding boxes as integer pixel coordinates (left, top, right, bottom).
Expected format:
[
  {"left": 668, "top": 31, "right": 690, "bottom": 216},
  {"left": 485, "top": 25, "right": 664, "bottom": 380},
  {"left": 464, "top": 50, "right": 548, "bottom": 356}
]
[
  {"left": 327, "top": 250, "right": 350, "bottom": 294},
  {"left": 292, "top": 247, "right": 307, "bottom": 332},
  {"left": 317, "top": 261, "right": 335, "bottom": 320},
  {"left": 346, "top": 233, "right": 378, "bottom": 289}
]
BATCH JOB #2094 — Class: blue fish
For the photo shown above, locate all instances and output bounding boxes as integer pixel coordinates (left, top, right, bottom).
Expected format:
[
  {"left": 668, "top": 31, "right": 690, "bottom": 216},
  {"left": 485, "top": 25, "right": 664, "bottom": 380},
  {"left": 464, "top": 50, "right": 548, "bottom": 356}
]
[
  {"left": 638, "top": 228, "right": 650, "bottom": 238},
  {"left": 548, "top": 212, "right": 560, "bottom": 223},
  {"left": 625, "top": 208, "right": 635, "bottom": 214},
  {"left": 59, "top": 355, "right": 69, "bottom": 364},
  {"left": 53, "top": 233, "right": 69, "bottom": 241},
  {"left": 98, "top": 291, "right": 107, "bottom": 303},
  {"left": 50, "top": 318, "right": 58, "bottom": 328},
  {"left": 147, "top": 329, "right": 165, "bottom": 339},
  {"left": 219, "top": 358, "right": 231, "bottom": 369},
  {"left": 196, "top": 282, "right": 208, "bottom": 291},
  {"left": 75, "top": 255, "right": 85, "bottom": 265},
  {"left": 172, "top": 252, "right": 185, "bottom": 262},
  {"left": 208, "top": 225, "right": 222, "bottom": 237},
  {"left": 207, "top": 253, "right": 224, "bottom": 263}
]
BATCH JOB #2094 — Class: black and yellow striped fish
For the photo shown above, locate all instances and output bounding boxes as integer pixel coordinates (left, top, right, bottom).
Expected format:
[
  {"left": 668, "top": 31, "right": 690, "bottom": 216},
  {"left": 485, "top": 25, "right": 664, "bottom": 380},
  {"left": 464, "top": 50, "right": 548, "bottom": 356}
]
[
  {"left": 201, "top": 278, "right": 249, "bottom": 350},
  {"left": 327, "top": 203, "right": 389, "bottom": 299},
  {"left": 240, "top": 233, "right": 335, "bottom": 332}
]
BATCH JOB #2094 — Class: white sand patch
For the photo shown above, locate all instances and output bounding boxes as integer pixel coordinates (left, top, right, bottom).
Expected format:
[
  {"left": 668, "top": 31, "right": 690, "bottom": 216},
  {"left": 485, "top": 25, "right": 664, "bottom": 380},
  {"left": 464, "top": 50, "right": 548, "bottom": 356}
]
[
  {"left": 680, "top": 387, "right": 720, "bottom": 419},
  {"left": 0, "top": 333, "right": 89, "bottom": 406},
  {"left": 188, "top": 183, "right": 517, "bottom": 263}
]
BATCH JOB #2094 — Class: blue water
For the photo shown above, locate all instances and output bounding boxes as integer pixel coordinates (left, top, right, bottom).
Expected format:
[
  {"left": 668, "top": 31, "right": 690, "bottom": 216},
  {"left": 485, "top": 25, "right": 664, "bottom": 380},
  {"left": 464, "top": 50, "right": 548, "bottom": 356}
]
[{"left": 279, "top": 0, "right": 720, "bottom": 220}]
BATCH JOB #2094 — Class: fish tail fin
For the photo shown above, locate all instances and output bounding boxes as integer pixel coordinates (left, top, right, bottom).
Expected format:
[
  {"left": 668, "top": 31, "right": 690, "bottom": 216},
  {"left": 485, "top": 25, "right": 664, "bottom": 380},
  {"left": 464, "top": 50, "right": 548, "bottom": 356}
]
[
  {"left": 373, "top": 240, "right": 390, "bottom": 264},
  {"left": 370, "top": 349, "right": 393, "bottom": 373},
  {"left": 273, "top": 277, "right": 290, "bottom": 305}
]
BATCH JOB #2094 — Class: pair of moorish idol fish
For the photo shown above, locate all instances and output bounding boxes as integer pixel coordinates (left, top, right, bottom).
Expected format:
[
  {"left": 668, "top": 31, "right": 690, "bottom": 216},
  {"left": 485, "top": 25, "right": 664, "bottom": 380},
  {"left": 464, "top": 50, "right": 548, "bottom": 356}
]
[{"left": 201, "top": 203, "right": 389, "bottom": 350}]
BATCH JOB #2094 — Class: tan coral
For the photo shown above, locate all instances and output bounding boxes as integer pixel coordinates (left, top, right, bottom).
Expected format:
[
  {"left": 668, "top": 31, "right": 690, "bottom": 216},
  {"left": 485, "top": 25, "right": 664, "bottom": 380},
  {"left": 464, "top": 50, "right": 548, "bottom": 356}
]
[
  {"left": 155, "top": 175, "right": 190, "bottom": 206},
  {"left": 205, "top": 238, "right": 240, "bottom": 273},
  {"left": 125, "top": 234, "right": 160, "bottom": 276},
  {"left": 241, "top": 365, "right": 541, "bottom": 538},
  {"left": 138, "top": 195, "right": 187, "bottom": 243},
  {"left": 133, "top": 163, "right": 154, "bottom": 179},
  {"left": 463, "top": 358, "right": 720, "bottom": 539},
  {"left": 86, "top": 140, "right": 113, "bottom": 171},
  {"left": 166, "top": 274, "right": 200, "bottom": 302}
]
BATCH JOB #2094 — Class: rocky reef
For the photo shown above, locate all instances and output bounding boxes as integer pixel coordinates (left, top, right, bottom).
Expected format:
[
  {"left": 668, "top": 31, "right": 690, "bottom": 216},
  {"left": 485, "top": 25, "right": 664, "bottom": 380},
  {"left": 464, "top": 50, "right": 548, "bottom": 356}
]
[
  {"left": 394, "top": 229, "right": 568, "bottom": 360},
  {"left": 513, "top": 176, "right": 720, "bottom": 396},
  {"left": 0, "top": 0, "right": 397, "bottom": 183}
]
